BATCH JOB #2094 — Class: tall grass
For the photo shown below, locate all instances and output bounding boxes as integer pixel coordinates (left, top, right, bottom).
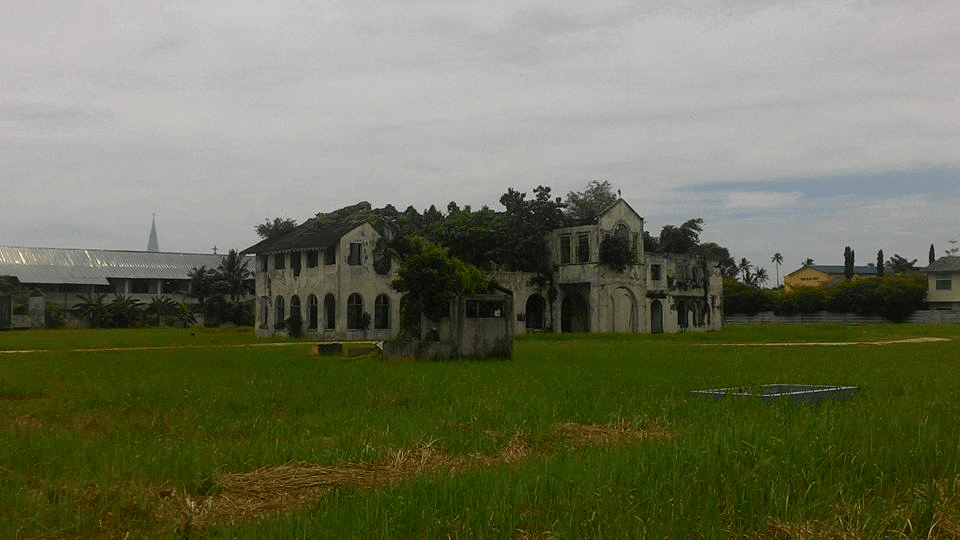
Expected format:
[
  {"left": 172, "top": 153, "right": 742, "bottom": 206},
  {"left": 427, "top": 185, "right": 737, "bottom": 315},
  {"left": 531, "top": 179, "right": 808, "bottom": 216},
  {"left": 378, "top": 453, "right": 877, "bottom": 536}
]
[{"left": 2, "top": 325, "right": 960, "bottom": 537}]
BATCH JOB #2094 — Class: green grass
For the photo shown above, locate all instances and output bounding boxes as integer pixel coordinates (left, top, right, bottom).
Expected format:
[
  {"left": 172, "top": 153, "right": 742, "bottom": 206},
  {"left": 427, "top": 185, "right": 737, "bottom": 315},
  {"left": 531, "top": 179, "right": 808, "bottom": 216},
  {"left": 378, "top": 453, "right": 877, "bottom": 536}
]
[{"left": 2, "top": 325, "right": 960, "bottom": 538}]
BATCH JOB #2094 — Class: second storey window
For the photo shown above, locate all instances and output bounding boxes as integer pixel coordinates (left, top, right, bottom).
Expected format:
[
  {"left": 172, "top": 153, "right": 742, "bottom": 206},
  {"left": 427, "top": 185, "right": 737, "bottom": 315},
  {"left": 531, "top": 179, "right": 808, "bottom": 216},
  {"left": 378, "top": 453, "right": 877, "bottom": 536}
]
[
  {"left": 936, "top": 278, "right": 953, "bottom": 290},
  {"left": 306, "top": 250, "right": 318, "bottom": 268},
  {"left": 650, "top": 264, "right": 662, "bottom": 281},
  {"left": 274, "top": 253, "right": 285, "bottom": 270},
  {"left": 559, "top": 234, "right": 571, "bottom": 264},
  {"left": 348, "top": 242, "right": 363, "bottom": 265},
  {"left": 576, "top": 233, "right": 590, "bottom": 263},
  {"left": 291, "top": 252, "right": 301, "bottom": 277}
]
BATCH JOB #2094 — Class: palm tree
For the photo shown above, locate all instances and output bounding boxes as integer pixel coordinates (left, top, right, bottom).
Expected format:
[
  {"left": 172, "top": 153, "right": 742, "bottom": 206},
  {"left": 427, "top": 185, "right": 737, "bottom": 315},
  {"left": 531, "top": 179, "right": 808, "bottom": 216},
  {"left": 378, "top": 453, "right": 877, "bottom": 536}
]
[
  {"left": 755, "top": 267, "right": 769, "bottom": 288},
  {"left": 771, "top": 252, "right": 783, "bottom": 286},
  {"left": 73, "top": 293, "right": 108, "bottom": 328},
  {"left": 216, "top": 249, "right": 254, "bottom": 305},
  {"left": 738, "top": 257, "right": 753, "bottom": 284},
  {"left": 108, "top": 294, "right": 142, "bottom": 328},
  {"left": 188, "top": 265, "right": 220, "bottom": 325},
  {"left": 145, "top": 296, "right": 177, "bottom": 326}
]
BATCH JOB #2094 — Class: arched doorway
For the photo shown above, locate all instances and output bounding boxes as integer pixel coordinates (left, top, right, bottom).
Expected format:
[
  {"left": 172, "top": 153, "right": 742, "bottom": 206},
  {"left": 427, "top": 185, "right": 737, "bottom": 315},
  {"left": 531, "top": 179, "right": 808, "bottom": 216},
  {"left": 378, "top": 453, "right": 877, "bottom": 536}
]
[
  {"left": 651, "top": 299, "right": 663, "bottom": 334},
  {"left": 612, "top": 287, "right": 637, "bottom": 332},
  {"left": 525, "top": 294, "right": 545, "bottom": 331},
  {"left": 561, "top": 290, "right": 589, "bottom": 333}
]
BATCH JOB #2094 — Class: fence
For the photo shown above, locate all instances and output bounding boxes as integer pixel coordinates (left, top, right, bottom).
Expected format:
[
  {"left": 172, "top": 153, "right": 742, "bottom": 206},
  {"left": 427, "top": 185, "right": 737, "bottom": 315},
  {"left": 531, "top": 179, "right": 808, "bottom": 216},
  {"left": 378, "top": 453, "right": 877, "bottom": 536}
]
[{"left": 725, "top": 310, "right": 960, "bottom": 325}]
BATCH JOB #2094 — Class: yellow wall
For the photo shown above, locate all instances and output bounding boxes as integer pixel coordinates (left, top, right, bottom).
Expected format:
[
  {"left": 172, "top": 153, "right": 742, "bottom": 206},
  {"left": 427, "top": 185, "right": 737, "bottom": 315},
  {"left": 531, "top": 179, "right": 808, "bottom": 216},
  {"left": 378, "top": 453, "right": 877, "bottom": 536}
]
[{"left": 784, "top": 267, "right": 832, "bottom": 293}]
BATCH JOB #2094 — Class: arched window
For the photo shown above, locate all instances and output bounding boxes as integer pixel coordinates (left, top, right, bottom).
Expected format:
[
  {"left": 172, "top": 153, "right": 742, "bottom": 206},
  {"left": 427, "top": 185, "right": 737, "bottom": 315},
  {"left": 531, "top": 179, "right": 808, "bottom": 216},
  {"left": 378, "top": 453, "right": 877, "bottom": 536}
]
[
  {"left": 374, "top": 294, "right": 390, "bottom": 329},
  {"left": 614, "top": 224, "right": 630, "bottom": 239},
  {"left": 347, "top": 293, "right": 364, "bottom": 329},
  {"left": 290, "top": 295, "right": 301, "bottom": 322},
  {"left": 307, "top": 294, "right": 318, "bottom": 329},
  {"left": 274, "top": 296, "right": 285, "bottom": 329},
  {"left": 324, "top": 294, "right": 336, "bottom": 329}
]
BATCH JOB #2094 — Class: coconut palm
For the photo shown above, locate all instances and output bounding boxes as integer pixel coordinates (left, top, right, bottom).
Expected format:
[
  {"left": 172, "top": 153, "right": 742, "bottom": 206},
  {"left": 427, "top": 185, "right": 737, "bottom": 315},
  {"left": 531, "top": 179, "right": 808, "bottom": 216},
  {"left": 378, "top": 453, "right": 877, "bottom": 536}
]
[
  {"left": 771, "top": 252, "right": 783, "bottom": 286},
  {"left": 755, "top": 267, "right": 770, "bottom": 288},
  {"left": 738, "top": 257, "right": 753, "bottom": 284}
]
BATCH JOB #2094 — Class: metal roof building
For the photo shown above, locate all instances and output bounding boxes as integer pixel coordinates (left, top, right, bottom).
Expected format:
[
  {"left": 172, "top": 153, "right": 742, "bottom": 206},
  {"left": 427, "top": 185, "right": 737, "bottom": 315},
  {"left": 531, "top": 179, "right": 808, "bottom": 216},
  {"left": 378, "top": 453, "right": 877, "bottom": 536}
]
[{"left": 0, "top": 246, "right": 233, "bottom": 286}]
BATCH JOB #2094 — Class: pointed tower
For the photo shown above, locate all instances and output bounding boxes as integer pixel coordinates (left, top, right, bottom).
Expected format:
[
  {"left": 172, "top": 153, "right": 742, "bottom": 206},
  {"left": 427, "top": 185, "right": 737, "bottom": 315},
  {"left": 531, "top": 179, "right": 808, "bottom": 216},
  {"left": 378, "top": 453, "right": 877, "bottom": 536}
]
[{"left": 147, "top": 214, "right": 160, "bottom": 252}]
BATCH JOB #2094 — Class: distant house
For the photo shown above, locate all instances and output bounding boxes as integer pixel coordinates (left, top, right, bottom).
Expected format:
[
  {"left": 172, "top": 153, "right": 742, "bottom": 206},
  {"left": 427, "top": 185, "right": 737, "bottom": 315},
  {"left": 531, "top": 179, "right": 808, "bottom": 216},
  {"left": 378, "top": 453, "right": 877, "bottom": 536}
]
[
  {"left": 0, "top": 246, "right": 245, "bottom": 327},
  {"left": 925, "top": 256, "right": 960, "bottom": 310},
  {"left": 783, "top": 265, "right": 878, "bottom": 293}
]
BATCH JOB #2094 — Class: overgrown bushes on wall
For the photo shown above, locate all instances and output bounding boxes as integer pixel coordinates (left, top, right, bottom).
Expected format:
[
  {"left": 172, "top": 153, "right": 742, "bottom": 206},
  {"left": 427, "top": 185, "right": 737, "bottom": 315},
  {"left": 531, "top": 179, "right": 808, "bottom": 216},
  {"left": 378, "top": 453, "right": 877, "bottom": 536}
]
[{"left": 724, "top": 273, "right": 928, "bottom": 322}]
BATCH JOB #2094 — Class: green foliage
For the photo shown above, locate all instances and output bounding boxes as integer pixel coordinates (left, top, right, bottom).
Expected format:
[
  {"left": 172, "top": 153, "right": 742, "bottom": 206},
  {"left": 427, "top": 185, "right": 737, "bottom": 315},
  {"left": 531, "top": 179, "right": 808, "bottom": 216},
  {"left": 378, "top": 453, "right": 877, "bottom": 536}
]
[
  {"left": 599, "top": 236, "right": 632, "bottom": 272},
  {"left": 255, "top": 217, "right": 297, "bottom": 240},
  {"left": 730, "top": 274, "right": 928, "bottom": 322},
  {"left": 495, "top": 186, "right": 565, "bottom": 273},
  {"left": 425, "top": 205, "right": 502, "bottom": 268},
  {"left": 44, "top": 301, "right": 65, "bottom": 328},
  {"left": 844, "top": 246, "right": 855, "bottom": 279},
  {"left": 145, "top": 296, "right": 178, "bottom": 327},
  {"left": 73, "top": 293, "right": 109, "bottom": 328},
  {"left": 722, "top": 278, "right": 772, "bottom": 315},
  {"left": 108, "top": 294, "right": 143, "bottom": 328},
  {"left": 658, "top": 218, "right": 703, "bottom": 254},
  {"left": 564, "top": 179, "right": 618, "bottom": 225},
  {"left": 702, "top": 243, "right": 738, "bottom": 279},
  {"left": 886, "top": 254, "right": 918, "bottom": 274},
  {"left": 391, "top": 238, "right": 494, "bottom": 324}
]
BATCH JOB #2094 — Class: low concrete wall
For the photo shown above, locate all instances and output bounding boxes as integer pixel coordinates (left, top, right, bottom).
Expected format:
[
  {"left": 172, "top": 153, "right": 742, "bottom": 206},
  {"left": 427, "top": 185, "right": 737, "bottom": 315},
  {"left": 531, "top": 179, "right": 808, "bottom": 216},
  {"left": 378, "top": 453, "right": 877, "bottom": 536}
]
[{"left": 725, "top": 310, "right": 960, "bottom": 325}]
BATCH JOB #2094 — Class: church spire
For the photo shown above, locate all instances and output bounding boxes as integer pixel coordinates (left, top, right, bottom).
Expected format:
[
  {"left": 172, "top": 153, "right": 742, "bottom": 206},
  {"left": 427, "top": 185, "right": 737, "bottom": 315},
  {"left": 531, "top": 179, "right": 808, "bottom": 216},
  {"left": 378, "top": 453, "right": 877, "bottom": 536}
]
[{"left": 147, "top": 214, "right": 160, "bottom": 252}]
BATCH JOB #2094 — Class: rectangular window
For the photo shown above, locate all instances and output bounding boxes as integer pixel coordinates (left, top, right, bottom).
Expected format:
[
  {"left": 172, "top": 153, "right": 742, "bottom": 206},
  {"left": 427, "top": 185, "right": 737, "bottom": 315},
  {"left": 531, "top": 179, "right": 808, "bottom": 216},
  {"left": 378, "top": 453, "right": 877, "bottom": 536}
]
[
  {"left": 576, "top": 233, "right": 590, "bottom": 263},
  {"left": 274, "top": 253, "right": 285, "bottom": 270},
  {"left": 324, "top": 245, "right": 336, "bottom": 265},
  {"left": 259, "top": 255, "right": 268, "bottom": 272},
  {"left": 936, "top": 279, "right": 952, "bottom": 290},
  {"left": 348, "top": 242, "right": 362, "bottom": 265},
  {"left": 465, "top": 300, "right": 503, "bottom": 318},
  {"left": 559, "top": 234, "right": 571, "bottom": 264},
  {"left": 650, "top": 264, "right": 662, "bottom": 281},
  {"left": 291, "top": 252, "right": 301, "bottom": 277},
  {"left": 306, "top": 250, "right": 318, "bottom": 268}
]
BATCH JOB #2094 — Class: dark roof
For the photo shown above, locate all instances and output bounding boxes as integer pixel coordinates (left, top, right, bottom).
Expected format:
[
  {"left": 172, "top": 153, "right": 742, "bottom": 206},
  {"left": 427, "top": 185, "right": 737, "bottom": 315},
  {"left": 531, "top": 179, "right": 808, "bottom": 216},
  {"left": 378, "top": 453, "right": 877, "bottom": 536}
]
[
  {"left": 241, "top": 202, "right": 379, "bottom": 255},
  {"left": 926, "top": 256, "right": 960, "bottom": 273},
  {"left": 787, "top": 265, "right": 878, "bottom": 277}
]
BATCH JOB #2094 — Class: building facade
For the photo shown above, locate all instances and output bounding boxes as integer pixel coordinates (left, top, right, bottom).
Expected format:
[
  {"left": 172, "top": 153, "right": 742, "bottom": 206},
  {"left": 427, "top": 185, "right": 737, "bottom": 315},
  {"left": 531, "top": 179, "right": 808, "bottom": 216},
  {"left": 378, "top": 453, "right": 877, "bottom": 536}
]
[
  {"left": 243, "top": 203, "right": 401, "bottom": 340},
  {"left": 783, "top": 265, "right": 878, "bottom": 293},
  {"left": 926, "top": 256, "right": 960, "bottom": 310},
  {"left": 244, "top": 200, "right": 724, "bottom": 339}
]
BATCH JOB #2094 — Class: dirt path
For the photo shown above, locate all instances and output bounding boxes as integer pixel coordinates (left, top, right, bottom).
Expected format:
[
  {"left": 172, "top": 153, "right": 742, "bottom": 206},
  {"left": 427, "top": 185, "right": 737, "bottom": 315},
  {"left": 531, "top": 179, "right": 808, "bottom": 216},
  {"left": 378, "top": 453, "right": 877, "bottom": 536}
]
[
  {"left": 696, "top": 337, "right": 952, "bottom": 347},
  {"left": 0, "top": 341, "right": 304, "bottom": 355}
]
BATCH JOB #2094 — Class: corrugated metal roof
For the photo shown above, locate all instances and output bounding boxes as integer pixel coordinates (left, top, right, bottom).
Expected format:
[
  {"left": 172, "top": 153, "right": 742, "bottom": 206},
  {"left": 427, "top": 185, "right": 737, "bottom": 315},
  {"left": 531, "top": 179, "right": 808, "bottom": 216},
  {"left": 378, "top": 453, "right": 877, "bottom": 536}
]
[{"left": 0, "top": 246, "right": 252, "bottom": 285}]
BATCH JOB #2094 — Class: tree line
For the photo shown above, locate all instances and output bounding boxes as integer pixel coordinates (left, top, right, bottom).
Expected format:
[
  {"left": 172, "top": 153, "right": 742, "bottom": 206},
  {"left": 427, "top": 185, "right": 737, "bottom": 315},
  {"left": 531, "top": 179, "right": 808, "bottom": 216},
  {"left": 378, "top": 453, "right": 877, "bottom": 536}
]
[{"left": 71, "top": 249, "right": 254, "bottom": 328}]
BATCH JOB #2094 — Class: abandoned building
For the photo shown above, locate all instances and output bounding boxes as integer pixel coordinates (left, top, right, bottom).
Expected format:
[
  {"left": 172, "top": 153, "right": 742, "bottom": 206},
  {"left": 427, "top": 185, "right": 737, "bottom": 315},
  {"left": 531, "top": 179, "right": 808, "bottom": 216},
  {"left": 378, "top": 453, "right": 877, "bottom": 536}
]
[{"left": 242, "top": 199, "right": 723, "bottom": 340}]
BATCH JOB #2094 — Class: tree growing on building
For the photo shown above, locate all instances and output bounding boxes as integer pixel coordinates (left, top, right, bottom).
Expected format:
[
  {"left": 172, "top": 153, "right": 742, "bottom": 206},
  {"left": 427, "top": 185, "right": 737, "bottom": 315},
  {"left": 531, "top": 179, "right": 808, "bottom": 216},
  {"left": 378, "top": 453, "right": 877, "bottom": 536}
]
[
  {"left": 255, "top": 217, "right": 297, "bottom": 240},
  {"left": 564, "top": 179, "right": 618, "bottom": 225}
]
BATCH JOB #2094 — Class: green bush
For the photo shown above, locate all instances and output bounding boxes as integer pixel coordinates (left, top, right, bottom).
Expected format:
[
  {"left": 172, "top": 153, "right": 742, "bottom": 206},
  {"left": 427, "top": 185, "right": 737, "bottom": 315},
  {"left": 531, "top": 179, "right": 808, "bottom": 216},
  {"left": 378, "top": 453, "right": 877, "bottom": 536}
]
[{"left": 729, "top": 273, "right": 928, "bottom": 322}]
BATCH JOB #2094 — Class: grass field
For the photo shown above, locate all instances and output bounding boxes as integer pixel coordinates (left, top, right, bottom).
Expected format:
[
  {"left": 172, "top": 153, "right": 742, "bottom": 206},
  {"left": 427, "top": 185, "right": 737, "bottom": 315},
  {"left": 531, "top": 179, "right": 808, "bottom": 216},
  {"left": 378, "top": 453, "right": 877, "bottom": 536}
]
[{"left": 2, "top": 325, "right": 959, "bottom": 538}]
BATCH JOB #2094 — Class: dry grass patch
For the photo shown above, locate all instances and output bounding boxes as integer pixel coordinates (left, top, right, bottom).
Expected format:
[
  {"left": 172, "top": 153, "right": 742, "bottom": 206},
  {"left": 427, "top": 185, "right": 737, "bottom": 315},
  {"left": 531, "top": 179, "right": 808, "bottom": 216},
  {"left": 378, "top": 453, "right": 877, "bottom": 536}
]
[{"left": 163, "top": 421, "right": 664, "bottom": 531}]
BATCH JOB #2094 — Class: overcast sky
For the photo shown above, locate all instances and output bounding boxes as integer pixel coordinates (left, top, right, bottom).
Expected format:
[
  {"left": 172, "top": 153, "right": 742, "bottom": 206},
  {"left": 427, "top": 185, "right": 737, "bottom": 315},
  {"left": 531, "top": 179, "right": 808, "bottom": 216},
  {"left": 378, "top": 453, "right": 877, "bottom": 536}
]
[{"left": 2, "top": 0, "right": 958, "bottom": 281}]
